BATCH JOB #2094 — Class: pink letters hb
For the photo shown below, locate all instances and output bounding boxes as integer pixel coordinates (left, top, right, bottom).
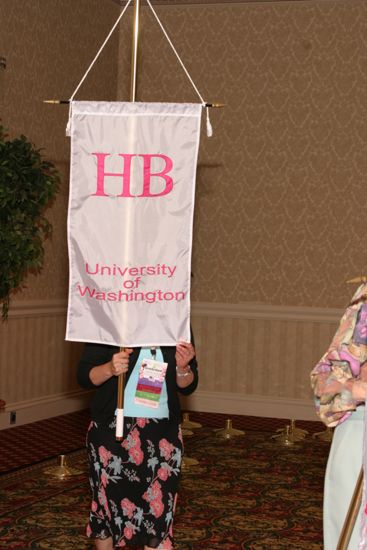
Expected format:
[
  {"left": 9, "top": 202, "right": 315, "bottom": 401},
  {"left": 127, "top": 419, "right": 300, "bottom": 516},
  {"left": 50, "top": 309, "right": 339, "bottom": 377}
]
[{"left": 91, "top": 153, "right": 173, "bottom": 198}]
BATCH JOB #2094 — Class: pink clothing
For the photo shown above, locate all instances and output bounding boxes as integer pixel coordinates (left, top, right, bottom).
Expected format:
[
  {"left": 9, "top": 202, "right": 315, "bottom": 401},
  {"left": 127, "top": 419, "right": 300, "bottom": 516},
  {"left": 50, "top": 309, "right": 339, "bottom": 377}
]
[
  {"left": 311, "top": 283, "right": 367, "bottom": 427},
  {"left": 311, "top": 283, "right": 367, "bottom": 548}
]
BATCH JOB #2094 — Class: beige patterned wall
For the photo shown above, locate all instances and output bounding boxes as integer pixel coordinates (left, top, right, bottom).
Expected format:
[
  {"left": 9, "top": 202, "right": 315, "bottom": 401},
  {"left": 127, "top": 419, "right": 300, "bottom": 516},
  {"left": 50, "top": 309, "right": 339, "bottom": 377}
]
[
  {"left": 118, "top": 0, "right": 367, "bottom": 309},
  {"left": 0, "top": 0, "right": 121, "bottom": 302},
  {"left": 0, "top": 0, "right": 121, "bottom": 414},
  {"left": 2, "top": 0, "right": 367, "bottom": 306},
  {"left": 0, "top": 299, "right": 341, "bottom": 425},
  {"left": 187, "top": 301, "right": 340, "bottom": 420},
  {"left": 2, "top": 0, "right": 367, "bottom": 421},
  {"left": 0, "top": 0, "right": 120, "bottom": 158},
  {"left": 1, "top": 305, "right": 83, "bottom": 403}
]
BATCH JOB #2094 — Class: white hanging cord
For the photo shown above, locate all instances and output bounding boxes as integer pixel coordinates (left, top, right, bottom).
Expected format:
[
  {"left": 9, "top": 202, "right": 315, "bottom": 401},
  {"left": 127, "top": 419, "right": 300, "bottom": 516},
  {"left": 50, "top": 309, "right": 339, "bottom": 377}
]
[
  {"left": 145, "top": 0, "right": 213, "bottom": 136},
  {"left": 146, "top": 0, "right": 204, "bottom": 103},
  {"left": 69, "top": 0, "right": 133, "bottom": 102},
  {"left": 66, "top": 0, "right": 132, "bottom": 135},
  {"left": 67, "top": 0, "right": 213, "bottom": 137}
]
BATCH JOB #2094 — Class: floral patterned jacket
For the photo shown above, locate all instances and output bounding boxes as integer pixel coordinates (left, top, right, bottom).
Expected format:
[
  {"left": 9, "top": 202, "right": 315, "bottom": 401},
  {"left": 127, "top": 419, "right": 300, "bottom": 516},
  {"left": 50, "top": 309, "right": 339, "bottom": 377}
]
[{"left": 311, "top": 283, "right": 367, "bottom": 427}]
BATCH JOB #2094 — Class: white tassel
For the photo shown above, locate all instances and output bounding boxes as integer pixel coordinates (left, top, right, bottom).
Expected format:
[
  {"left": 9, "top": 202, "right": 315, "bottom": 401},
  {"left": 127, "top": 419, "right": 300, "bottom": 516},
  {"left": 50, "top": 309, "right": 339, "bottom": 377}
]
[
  {"left": 65, "top": 119, "right": 72, "bottom": 137},
  {"left": 66, "top": 102, "right": 72, "bottom": 137},
  {"left": 206, "top": 106, "right": 213, "bottom": 138}
]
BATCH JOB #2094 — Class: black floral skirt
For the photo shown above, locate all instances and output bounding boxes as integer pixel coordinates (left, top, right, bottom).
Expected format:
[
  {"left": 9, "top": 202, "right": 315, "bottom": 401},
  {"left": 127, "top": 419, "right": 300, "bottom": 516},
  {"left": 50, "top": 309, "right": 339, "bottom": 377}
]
[{"left": 86, "top": 417, "right": 183, "bottom": 549}]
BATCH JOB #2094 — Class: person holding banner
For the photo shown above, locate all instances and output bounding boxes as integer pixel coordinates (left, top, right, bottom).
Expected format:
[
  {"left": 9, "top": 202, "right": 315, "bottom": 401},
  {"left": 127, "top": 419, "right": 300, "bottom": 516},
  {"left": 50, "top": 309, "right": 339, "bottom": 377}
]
[
  {"left": 311, "top": 283, "right": 367, "bottom": 549},
  {"left": 77, "top": 340, "right": 197, "bottom": 550}
]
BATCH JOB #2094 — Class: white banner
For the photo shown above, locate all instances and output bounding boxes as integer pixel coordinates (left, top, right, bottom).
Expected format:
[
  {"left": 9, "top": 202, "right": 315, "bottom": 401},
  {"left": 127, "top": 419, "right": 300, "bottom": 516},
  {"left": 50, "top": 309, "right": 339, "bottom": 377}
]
[{"left": 66, "top": 101, "right": 202, "bottom": 347}]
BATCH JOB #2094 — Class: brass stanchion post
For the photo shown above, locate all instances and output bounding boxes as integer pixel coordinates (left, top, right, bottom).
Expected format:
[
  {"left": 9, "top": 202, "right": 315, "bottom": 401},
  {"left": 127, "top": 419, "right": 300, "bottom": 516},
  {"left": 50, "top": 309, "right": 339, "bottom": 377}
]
[
  {"left": 115, "top": 0, "right": 140, "bottom": 441},
  {"left": 181, "top": 428, "right": 199, "bottom": 469},
  {"left": 271, "top": 425, "right": 296, "bottom": 447},
  {"left": 43, "top": 454, "right": 83, "bottom": 479},
  {"left": 182, "top": 412, "right": 202, "bottom": 430},
  {"left": 214, "top": 419, "right": 245, "bottom": 440},
  {"left": 312, "top": 426, "right": 333, "bottom": 442},
  {"left": 336, "top": 468, "right": 363, "bottom": 550}
]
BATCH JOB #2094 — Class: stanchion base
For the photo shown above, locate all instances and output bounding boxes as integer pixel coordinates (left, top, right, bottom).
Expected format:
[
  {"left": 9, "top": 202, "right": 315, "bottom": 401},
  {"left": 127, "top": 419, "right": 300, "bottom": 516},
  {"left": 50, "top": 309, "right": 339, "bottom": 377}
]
[
  {"left": 181, "top": 412, "right": 202, "bottom": 430},
  {"left": 43, "top": 455, "right": 83, "bottom": 479},
  {"left": 272, "top": 420, "right": 308, "bottom": 444},
  {"left": 214, "top": 419, "right": 245, "bottom": 440},
  {"left": 271, "top": 424, "right": 302, "bottom": 448},
  {"left": 312, "top": 427, "right": 333, "bottom": 442},
  {"left": 182, "top": 456, "right": 199, "bottom": 469}
]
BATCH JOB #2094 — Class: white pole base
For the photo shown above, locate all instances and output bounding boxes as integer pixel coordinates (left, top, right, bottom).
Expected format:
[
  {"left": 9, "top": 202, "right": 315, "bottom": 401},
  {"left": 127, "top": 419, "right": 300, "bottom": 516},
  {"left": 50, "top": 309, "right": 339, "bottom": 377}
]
[{"left": 116, "top": 408, "right": 124, "bottom": 439}]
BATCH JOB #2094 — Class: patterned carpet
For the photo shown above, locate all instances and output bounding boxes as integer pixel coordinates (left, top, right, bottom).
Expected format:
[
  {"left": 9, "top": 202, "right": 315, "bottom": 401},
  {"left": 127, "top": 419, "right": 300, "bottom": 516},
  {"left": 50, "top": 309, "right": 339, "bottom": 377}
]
[
  {"left": 0, "top": 417, "right": 329, "bottom": 549},
  {"left": 0, "top": 409, "right": 325, "bottom": 474},
  {"left": 0, "top": 410, "right": 90, "bottom": 474}
]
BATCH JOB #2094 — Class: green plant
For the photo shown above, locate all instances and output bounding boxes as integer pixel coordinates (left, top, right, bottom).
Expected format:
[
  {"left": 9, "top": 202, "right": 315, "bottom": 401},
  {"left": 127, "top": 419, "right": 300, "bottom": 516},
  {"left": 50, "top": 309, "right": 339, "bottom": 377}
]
[{"left": 0, "top": 125, "right": 60, "bottom": 319}]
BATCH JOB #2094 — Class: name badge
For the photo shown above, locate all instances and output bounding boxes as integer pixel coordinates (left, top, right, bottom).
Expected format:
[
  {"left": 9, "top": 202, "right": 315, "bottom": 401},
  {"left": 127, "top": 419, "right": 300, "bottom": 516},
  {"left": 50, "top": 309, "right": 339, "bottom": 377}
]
[{"left": 134, "top": 358, "right": 168, "bottom": 408}]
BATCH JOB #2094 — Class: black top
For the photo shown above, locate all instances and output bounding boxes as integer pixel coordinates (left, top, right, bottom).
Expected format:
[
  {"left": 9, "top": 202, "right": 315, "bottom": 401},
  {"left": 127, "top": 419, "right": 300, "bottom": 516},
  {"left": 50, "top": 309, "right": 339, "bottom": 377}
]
[{"left": 77, "top": 344, "right": 198, "bottom": 424}]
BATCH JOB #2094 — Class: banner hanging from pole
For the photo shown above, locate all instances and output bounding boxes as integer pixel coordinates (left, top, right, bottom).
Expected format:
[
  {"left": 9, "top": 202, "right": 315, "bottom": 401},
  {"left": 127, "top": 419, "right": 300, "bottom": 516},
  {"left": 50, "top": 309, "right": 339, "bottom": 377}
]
[{"left": 66, "top": 101, "right": 202, "bottom": 347}]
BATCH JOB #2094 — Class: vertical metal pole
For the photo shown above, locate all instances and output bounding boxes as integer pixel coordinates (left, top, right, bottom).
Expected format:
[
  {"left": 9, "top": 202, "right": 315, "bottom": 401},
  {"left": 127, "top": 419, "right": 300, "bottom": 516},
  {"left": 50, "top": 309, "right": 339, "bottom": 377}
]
[
  {"left": 336, "top": 468, "right": 363, "bottom": 550},
  {"left": 116, "top": 0, "right": 140, "bottom": 441},
  {"left": 130, "top": 0, "right": 140, "bottom": 102}
]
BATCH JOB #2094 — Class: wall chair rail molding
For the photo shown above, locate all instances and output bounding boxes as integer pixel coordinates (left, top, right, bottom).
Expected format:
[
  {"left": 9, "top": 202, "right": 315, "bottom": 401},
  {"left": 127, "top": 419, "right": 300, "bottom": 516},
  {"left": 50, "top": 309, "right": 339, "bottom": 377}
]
[
  {"left": 7, "top": 297, "right": 344, "bottom": 324},
  {"left": 191, "top": 301, "right": 343, "bottom": 324},
  {"left": 190, "top": 301, "right": 342, "bottom": 422},
  {"left": 1, "top": 300, "right": 342, "bottom": 426},
  {"left": 7, "top": 299, "right": 68, "bottom": 319},
  {"left": 0, "top": 299, "right": 83, "bottom": 428}
]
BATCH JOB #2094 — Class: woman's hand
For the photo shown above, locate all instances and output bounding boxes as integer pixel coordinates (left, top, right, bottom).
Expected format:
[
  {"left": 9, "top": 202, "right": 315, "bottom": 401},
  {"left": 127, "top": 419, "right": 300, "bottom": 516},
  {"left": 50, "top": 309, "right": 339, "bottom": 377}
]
[
  {"left": 175, "top": 342, "right": 195, "bottom": 388},
  {"left": 110, "top": 349, "right": 133, "bottom": 377},
  {"left": 89, "top": 348, "right": 133, "bottom": 386},
  {"left": 175, "top": 342, "right": 195, "bottom": 370}
]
